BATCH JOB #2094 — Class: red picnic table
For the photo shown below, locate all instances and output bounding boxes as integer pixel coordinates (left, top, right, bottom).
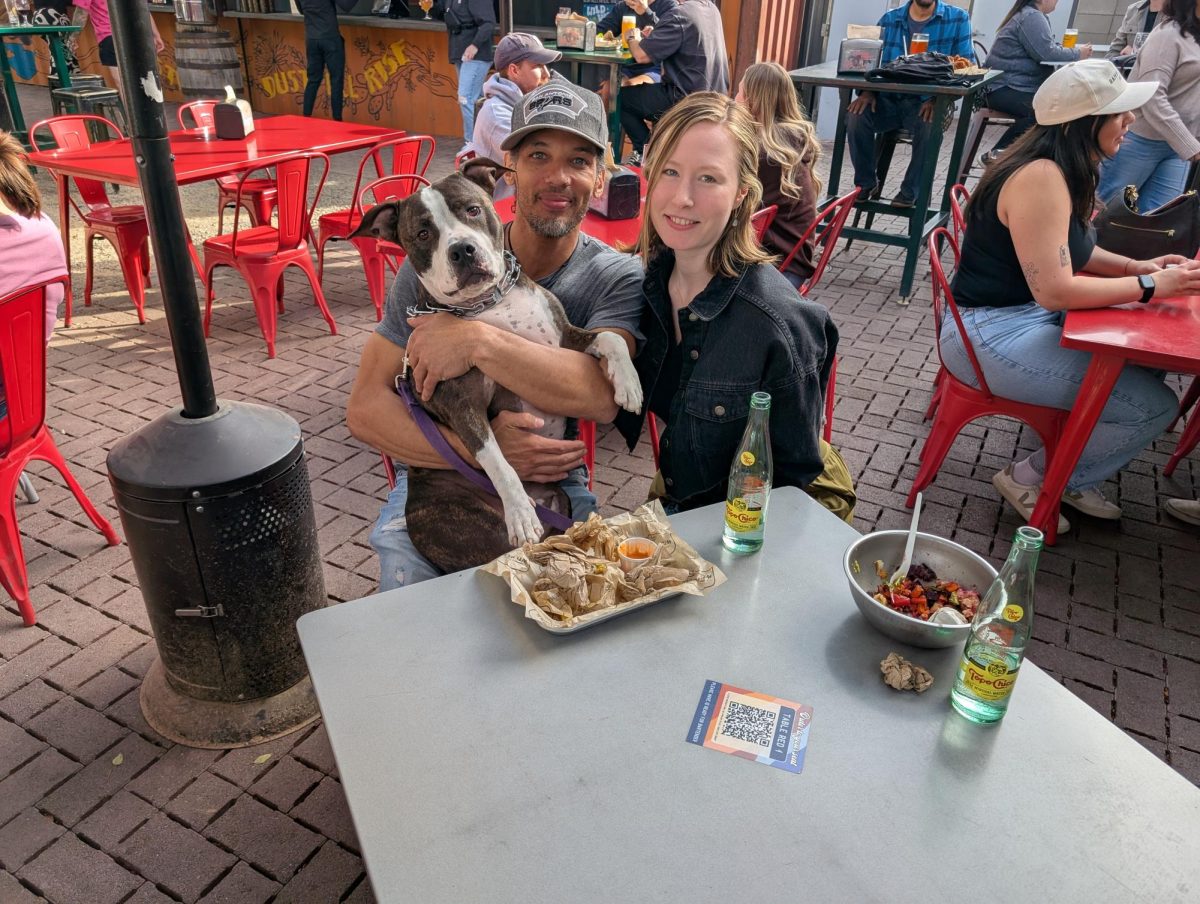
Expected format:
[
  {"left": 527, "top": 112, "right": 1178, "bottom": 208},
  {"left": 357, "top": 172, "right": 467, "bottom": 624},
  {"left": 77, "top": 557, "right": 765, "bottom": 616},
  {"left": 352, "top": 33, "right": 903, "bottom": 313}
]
[
  {"left": 1029, "top": 291, "right": 1200, "bottom": 543},
  {"left": 25, "top": 114, "right": 405, "bottom": 278}
]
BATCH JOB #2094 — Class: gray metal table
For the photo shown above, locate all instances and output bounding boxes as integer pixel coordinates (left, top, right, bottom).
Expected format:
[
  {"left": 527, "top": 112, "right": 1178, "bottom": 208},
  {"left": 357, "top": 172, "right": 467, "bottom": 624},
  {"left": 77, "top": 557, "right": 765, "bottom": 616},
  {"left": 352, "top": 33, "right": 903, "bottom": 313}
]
[
  {"left": 790, "top": 61, "right": 1001, "bottom": 301},
  {"left": 298, "top": 487, "right": 1200, "bottom": 904}
]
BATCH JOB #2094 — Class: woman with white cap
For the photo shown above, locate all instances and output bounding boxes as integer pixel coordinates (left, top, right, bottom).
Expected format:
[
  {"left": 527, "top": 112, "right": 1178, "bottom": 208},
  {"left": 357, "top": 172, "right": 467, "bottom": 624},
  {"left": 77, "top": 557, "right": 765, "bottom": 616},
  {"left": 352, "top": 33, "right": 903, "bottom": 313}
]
[{"left": 941, "top": 59, "right": 1200, "bottom": 532}]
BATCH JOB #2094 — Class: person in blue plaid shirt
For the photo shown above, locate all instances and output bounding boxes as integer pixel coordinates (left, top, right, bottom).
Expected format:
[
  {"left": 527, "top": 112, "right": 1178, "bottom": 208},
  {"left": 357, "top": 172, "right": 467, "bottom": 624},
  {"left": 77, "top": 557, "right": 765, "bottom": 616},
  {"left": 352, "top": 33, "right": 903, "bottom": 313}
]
[{"left": 847, "top": 0, "right": 974, "bottom": 208}]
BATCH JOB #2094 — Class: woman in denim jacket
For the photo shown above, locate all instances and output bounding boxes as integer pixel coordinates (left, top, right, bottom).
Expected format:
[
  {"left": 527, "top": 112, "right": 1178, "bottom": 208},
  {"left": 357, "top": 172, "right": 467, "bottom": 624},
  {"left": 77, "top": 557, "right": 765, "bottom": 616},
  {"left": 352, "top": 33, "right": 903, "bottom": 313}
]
[{"left": 615, "top": 93, "right": 838, "bottom": 513}]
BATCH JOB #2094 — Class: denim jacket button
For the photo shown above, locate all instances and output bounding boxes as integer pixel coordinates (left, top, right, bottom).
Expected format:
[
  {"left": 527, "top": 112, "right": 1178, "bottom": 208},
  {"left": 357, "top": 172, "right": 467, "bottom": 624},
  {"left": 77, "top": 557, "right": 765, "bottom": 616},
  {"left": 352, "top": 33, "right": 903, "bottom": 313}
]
[
  {"left": 689, "top": 349, "right": 699, "bottom": 360},
  {"left": 713, "top": 404, "right": 726, "bottom": 416},
  {"left": 665, "top": 477, "right": 673, "bottom": 486},
  {"left": 688, "top": 312, "right": 698, "bottom": 322}
]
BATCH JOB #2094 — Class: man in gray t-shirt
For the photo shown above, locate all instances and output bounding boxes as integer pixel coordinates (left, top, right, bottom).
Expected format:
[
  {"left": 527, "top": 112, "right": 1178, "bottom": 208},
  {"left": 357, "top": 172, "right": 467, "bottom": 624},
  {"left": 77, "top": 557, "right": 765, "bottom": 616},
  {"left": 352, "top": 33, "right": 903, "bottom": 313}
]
[{"left": 346, "top": 81, "right": 644, "bottom": 592}]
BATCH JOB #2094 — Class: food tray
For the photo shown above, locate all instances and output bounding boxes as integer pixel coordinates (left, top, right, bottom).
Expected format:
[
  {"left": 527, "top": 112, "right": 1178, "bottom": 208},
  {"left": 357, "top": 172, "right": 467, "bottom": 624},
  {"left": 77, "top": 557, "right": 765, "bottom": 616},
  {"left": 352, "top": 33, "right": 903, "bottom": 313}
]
[{"left": 480, "top": 501, "right": 726, "bottom": 634}]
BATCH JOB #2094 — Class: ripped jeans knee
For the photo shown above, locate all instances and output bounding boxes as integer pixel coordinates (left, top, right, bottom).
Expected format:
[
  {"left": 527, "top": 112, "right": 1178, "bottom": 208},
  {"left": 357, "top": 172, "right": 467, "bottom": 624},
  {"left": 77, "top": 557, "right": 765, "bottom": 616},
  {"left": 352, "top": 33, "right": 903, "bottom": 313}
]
[{"left": 369, "top": 468, "right": 442, "bottom": 592}]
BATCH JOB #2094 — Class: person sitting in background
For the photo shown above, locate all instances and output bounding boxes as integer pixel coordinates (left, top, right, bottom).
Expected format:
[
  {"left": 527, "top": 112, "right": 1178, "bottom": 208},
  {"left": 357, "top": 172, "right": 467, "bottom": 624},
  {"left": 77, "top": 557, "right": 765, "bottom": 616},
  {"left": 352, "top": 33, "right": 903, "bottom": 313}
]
[
  {"left": 846, "top": 0, "right": 974, "bottom": 208},
  {"left": 1110, "top": 0, "right": 1164, "bottom": 56},
  {"left": 980, "top": 0, "right": 1090, "bottom": 167},
  {"left": 71, "top": 0, "right": 164, "bottom": 88},
  {"left": 942, "top": 60, "right": 1200, "bottom": 531},
  {"left": 470, "top": 32, "right": 559, "bottom": 197},
  {"left": 615, "top": 93, "right": 846, "bottom": 518},
  {"left": 297, "top": 0, "right": 357, "bottom": 122},
  {"left": 1097, "top": 0, "right": 1200, "bottom": 212},
  {"left": 735, "top": 61, "right": 821, "bottom": 291},
  {"left": 621, "top": 0, "right": 728, "bottom": 166},
  {"left": 0, "top": 130, "right": 67, "bottom": 344},
  {"left": 593, "top": 0, "right": 678, "bottom": 104}
]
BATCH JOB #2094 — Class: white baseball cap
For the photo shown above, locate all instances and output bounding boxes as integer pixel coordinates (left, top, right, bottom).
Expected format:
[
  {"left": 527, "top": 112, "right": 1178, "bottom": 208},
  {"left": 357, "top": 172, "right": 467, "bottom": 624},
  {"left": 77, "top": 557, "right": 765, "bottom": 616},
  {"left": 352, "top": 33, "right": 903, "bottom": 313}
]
[{"left": 1033, "top": 59, "right": 1156, "bottom": 126}]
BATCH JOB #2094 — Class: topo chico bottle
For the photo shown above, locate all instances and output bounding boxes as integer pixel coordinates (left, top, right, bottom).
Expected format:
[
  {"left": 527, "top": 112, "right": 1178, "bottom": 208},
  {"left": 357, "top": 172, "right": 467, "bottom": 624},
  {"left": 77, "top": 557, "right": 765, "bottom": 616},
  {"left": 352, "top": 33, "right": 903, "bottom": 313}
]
[
  {"left": 723, "top": 392, "right": 772, "bottom": 554},
  {"left": 951, "top": 526, "right": 1043, "bottom": 724}
]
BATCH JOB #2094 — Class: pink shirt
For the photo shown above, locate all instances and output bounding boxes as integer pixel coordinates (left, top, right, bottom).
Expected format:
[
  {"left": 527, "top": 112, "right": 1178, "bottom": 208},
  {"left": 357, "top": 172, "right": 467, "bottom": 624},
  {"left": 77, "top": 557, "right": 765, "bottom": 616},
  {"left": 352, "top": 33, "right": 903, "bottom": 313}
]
[
  {"left": 0, "top": 211, "right": 68, "bottom": 342},
  {"left": 74, "top": 0, "right": 112, "bottom": 43}
]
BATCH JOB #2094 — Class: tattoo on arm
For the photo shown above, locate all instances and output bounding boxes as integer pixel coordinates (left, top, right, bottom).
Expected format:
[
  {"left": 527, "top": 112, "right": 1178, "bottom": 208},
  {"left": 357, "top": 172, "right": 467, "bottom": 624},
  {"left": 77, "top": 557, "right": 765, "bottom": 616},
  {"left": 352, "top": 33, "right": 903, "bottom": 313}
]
[
  {"left": 1022, "top": 260, "right": 1041, "bottom": 291},
  {"left": 1058, "top": 245, "right": 1070, "bottom": 268}
]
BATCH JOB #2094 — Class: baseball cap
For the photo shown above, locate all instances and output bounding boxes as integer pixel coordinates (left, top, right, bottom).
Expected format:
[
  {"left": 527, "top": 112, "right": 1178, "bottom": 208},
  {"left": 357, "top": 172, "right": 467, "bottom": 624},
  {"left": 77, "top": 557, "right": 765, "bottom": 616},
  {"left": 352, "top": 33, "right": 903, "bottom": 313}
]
[
  {"left": 1033, "top": 59, "right": 1156, "bottom": 126},
  {"left": 494, "top": 33, "right": 562, "bottom": 73},
  {"left": 501, "top": 80, "right": 609, "bottom": 154}
]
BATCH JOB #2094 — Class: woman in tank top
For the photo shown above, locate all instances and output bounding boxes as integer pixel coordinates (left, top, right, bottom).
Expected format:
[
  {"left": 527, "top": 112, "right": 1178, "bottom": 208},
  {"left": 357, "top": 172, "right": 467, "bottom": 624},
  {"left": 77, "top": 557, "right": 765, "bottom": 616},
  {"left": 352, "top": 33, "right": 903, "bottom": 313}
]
[{"left": 940, "top": 60, "right": 1200, "bottom": 533}]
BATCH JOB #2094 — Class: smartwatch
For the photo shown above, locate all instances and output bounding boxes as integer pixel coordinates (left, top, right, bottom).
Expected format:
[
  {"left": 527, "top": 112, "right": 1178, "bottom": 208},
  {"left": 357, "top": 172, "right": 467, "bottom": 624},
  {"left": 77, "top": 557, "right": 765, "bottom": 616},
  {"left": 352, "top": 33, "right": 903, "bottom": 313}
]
[{"left": 1137, "top": 274, "right": 1156, "bottom": 304}]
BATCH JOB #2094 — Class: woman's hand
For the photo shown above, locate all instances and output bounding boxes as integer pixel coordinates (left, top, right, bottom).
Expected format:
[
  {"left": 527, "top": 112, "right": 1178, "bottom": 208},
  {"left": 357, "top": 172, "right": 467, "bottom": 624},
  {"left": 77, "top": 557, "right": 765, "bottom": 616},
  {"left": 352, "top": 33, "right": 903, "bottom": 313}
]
[
  {"left": 1147, "top": 260, "right": 1200, "bottom": 299},
  {"left": 1130, "top": 254, "right": 1192, "bottom": 274},
  {"left": 462, "top": 44, "right": 478, "bottom": 61},
  {"left": 1078, "top": 44, "right": 1093, "bottom": 59}
]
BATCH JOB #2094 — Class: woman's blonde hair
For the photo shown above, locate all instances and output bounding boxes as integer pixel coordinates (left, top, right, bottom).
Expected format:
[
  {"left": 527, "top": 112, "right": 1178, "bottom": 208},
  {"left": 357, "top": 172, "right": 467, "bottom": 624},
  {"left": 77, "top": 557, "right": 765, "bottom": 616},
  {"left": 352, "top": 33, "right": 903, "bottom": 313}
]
[
  {"left": 738, "top": 61, "right": 822, "bottom": 203},
  {"left": 0, "top": 130, "right": 41, "bottom": 218},
  {"left": 636, "top": 92, "right": 774, "bottom": 279}
]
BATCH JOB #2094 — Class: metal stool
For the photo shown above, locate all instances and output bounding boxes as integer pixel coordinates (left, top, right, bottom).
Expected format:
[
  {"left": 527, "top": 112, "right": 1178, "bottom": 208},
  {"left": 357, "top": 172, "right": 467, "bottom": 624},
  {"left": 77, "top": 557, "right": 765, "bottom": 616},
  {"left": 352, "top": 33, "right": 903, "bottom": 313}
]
[
  {"left": 48, "top": 74, "right": 106, "bottom": 117},
  {"left": 50, "top": 86, "right": 128, "bottom": 136}
]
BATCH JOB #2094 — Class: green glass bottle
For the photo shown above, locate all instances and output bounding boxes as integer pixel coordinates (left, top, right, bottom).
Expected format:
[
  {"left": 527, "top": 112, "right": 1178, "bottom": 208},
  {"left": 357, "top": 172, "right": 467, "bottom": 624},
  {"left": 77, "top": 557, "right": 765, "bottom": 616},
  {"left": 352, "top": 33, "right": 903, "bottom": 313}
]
[
  {"left": 722, "top": 392, "right": 772, "bottom": 554},
  {"left": 950, "top": 526, "right": 1044, "bottom": 724}
]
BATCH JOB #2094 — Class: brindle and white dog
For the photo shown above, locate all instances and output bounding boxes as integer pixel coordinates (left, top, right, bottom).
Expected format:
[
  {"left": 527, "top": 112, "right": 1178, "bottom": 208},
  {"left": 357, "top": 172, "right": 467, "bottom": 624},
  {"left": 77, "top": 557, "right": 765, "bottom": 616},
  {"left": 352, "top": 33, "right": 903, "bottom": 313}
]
[{"left": 352, "top": 159, "right": 642, "bottom": 573}]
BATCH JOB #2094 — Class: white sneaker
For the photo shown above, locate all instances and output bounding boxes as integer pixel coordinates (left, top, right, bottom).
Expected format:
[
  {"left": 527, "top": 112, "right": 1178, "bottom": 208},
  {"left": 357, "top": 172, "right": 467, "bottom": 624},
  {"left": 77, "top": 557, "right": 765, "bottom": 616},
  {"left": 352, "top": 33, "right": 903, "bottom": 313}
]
[
  {"left": 1061, "top": 486, "right": 1122, "bottom": 520},
  {"left": 992, "top": 465, "right": 1070, "bottom": 535},
  {"left": 1164, "top": 498, "right": 1200, "bottom": 527}
]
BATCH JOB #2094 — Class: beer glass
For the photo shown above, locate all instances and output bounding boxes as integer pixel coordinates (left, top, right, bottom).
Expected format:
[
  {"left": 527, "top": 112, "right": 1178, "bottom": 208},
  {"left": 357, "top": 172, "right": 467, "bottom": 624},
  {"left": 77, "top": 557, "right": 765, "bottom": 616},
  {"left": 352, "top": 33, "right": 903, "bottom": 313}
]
[
  {"left": 1062, "top": 29, "right": 1078, "bottom": 48},
  {"left": 419, "top": 0, "right": 433, "bottom": 20},
  {"left": 910, "top": 33, "right": 929, "bottom": 54}
]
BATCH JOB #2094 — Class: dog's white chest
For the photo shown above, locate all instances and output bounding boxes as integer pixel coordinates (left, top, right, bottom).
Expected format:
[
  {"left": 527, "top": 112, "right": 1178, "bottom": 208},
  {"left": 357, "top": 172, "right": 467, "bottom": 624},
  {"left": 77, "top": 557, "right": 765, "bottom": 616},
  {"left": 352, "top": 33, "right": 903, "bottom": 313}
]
[{"left": 473, "top": 287, "right": 561, "bottom": 347}]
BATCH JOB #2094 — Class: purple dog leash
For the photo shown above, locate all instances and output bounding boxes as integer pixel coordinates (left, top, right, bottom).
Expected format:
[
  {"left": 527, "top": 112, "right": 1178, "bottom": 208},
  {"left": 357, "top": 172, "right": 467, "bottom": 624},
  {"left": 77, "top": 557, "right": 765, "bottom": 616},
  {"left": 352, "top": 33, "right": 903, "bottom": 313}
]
[{"left": 393, "top": 377, "right": 575, "bottom": 533}]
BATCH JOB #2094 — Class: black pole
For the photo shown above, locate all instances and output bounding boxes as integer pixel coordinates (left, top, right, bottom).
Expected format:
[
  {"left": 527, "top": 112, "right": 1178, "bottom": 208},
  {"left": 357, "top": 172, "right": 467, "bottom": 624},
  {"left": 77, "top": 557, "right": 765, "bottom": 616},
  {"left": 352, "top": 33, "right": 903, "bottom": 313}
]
[{"left": 107, "top": 0, "right": 218, "bottom": 419}]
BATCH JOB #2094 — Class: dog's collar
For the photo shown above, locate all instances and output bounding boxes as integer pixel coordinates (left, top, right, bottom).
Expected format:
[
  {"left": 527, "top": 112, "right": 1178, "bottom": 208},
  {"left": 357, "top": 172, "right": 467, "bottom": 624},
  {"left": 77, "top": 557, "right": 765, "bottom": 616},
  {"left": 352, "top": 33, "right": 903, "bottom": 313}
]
[{"left": 406, "top": 251, "right": 522, "bottom": 319}]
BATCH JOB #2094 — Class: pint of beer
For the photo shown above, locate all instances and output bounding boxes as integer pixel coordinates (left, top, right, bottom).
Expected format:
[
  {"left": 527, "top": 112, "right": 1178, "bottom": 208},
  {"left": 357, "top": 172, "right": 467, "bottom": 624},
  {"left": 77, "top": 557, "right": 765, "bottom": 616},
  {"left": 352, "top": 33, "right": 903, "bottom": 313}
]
[
  {"left": 1062, "top": 29, "right": 1078, "bottom": 48},
  {"left": 910, "top": 32, "right": 929, "bottom": 54},
  {"left": 621, "top": 14, "right": 638, "bottom": 49}
]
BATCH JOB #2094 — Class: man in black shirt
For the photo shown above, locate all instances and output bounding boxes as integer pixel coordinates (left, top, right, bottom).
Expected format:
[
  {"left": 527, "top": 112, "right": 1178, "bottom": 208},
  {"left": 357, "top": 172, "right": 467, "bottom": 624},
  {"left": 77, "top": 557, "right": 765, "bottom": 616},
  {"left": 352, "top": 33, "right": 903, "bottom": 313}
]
[
  {"left": 297, "top": 0, "right": 358, "bottom": 121},
  {"left": 622, "top": 0, "right": 728, "bottom": 164}
]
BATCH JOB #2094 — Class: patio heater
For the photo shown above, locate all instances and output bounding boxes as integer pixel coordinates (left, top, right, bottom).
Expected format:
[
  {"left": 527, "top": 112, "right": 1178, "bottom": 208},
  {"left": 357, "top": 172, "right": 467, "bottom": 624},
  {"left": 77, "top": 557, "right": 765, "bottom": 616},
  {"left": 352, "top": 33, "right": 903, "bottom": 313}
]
[{"left": 103, "top": 1, "right": 326, "bottom": 748}]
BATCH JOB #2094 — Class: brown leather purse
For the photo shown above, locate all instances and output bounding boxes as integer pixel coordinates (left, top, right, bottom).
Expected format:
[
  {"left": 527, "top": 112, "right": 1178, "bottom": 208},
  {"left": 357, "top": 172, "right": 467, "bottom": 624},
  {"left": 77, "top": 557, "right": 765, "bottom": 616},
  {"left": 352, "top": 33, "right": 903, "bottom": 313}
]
[{"left": 1093, "top": 186, "right": 1200, "bottom": 259}]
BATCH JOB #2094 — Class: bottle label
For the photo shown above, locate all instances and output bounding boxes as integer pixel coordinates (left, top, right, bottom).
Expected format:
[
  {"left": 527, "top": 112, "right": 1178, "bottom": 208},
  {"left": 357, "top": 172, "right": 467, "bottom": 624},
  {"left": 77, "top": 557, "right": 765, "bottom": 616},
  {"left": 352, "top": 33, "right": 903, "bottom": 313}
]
[
  {"left": 959, "top": 650, "right": 1018, "bottom": 702},
  {"left": 740, "top": 451, "right": 755, "bottom": 467},
  {"left": 1002, "top": 604, "right": 1024, "bottom": 622},
  {"left": 725, "top": 495, "right": 763, "bottom": 532}
]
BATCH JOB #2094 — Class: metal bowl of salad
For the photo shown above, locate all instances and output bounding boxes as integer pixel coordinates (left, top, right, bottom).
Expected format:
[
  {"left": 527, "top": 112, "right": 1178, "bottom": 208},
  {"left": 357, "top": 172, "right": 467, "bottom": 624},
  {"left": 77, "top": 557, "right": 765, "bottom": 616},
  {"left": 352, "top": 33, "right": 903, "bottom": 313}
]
[{"left": 842, "top": 531, "right": 998, "bottom": 649}]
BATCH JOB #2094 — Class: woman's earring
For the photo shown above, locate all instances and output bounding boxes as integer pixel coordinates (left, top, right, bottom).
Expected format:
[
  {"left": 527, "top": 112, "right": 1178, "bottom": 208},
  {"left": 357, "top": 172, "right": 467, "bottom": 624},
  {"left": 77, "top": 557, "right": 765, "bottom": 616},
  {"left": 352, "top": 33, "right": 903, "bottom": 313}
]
[{"left": 731, "top": 217, "right": 739, "bottom": 227}]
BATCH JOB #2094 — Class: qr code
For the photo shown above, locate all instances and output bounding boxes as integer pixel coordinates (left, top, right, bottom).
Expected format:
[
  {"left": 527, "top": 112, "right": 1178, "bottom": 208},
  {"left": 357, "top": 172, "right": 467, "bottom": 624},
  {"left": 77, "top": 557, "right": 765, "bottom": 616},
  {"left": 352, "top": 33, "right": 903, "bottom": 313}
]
[{"left": 719, "top": 700, "right": 777, "bottom": 748}]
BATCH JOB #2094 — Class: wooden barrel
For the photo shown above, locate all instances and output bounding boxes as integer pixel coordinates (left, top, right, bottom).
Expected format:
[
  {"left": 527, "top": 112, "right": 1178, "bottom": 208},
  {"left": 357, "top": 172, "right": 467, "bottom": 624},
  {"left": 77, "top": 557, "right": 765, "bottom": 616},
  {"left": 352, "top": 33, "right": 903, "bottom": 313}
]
[{"left": 174, "top": 25, "right": 245, "bottom": 99}]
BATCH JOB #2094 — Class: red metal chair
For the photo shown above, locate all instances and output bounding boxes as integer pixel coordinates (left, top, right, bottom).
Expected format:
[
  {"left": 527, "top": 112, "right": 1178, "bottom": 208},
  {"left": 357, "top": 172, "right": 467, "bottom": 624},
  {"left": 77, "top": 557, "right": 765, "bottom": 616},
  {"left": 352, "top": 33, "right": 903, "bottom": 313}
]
[
  {"left": 0, "top": 277, "right": 120, "bottom": 626},
  {"left": 908, "top": 228, "right": 1069, "bottom": 509},
  {"left": 29, "top": 114, "right": 152, "bottom": 324},
  {"left": 750, "top": 204, "right": 777, "bottom": 243},
  {"left": 349, "top": 174, "right": 431, "bottom": 321},
  {"left": 455, "top": 148, "right": 477, "bottom": 169},
  {"left": 177, "top": 100, "right": 278, "bottom": 233},
  {"left": 949, "top": 182, "right": 969, "bottom": 243},
  {"left": 1164, "top": 377, "right": 1200, "bottom": 476},
  {"left": 315, "top": 135, "right": 434, "bottom": 289},
  {"left": 202, "top": 152, "right": 337, "bottom": 358}
]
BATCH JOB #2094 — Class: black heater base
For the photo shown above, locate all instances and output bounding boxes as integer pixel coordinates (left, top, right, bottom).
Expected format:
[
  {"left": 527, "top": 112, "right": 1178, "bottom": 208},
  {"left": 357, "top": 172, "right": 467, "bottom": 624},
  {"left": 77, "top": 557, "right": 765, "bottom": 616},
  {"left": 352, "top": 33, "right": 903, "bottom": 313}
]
[{"left": 141, "top": 657, "right": 319, "bottom": 749}]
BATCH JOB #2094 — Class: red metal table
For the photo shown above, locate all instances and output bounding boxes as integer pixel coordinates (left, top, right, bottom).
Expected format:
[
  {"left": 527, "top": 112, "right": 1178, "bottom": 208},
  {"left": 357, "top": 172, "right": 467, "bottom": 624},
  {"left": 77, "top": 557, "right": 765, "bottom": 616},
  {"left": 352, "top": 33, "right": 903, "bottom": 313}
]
[
  {"left": 25, "top": 115, "right": 405, "bottom": 279},
  {"left": 493, "top": 170, "right": 646, "bottom": 249},
  {"left": 1029, "top": 293, "right": 1200, "bottom": 543}
]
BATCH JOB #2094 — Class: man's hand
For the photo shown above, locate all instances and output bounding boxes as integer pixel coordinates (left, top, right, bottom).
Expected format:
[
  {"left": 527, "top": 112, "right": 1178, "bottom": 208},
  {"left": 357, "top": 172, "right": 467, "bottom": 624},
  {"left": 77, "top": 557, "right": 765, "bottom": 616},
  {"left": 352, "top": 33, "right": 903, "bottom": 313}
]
[
  {"left": 624, "top": 0, "right": 649, "bottom": 14},
  {"left": 492, "top": 411, "right": 586, "bottom": 483},
  {"left": 919, "top": 99, "right": 935, "bottom": 123},
  {"left": 462, "top": 44, "right": 478, "bottom": 61},
  {"left": 847, "top": 91, "right": 876, "bottom": 115},
  {"left": 405, "top": 314, "right": 484, "bottom": 400},
  {"left": 154, "top": 34, "right": 166, "bottom": 54},
  {"left": 1078, "top": 44, "right": 1093, "bottom": 59}
]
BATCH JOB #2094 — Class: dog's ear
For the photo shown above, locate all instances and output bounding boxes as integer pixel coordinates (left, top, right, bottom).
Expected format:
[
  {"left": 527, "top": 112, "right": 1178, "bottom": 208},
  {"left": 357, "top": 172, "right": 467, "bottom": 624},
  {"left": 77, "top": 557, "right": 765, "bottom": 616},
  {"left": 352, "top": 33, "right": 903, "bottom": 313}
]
[
  {"left": 350, "top": 201, "right": 403, "bottom": 246},
  {"left": 460, "top": 157, "right": 513, "bottom": 195}
]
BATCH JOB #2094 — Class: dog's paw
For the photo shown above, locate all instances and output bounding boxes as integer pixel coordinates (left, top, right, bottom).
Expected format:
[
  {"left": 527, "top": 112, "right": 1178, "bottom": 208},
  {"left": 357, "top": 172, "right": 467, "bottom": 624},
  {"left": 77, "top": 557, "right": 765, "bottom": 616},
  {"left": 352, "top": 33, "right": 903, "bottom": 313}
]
[
  {"left": 605, "top": 355, "right": 643, "bottom": 414},
  {"left": 506, "top": 498, "right": 543, "bottom": 549}
]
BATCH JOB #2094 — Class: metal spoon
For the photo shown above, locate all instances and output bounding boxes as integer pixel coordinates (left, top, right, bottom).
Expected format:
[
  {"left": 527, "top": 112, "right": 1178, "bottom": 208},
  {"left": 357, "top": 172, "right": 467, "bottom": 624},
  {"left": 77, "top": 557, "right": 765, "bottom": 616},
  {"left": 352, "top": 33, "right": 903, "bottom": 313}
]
[{"left": 889, "top": 491, "right": 923, "bottom": 585}]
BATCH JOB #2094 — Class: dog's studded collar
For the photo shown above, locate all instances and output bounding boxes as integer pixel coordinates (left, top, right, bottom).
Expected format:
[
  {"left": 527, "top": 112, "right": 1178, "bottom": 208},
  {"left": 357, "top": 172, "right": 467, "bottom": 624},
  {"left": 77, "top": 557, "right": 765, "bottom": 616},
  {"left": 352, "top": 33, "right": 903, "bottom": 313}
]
[{"left": 406, "top": 251, "right": 522, "bottom": 319}]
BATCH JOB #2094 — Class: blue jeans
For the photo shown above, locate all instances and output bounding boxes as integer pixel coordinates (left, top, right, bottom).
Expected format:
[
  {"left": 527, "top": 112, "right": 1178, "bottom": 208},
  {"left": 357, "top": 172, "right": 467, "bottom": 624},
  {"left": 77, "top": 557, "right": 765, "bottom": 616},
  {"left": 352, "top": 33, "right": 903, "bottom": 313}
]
[
  {"left": 846, "top": 92, "right": 934, "bottom": 201},
  {"left": 1097, "top": 131, "right": 1190, "bottom": 211},
  {"left": 369, "top": 464, "right": 598, "bottom": 592},
  {"left": 455, "top": 60, "right": 490, "bottom": 146},
  {"left": 938, "top": 302, "right": 1176, "bottom": 491}
]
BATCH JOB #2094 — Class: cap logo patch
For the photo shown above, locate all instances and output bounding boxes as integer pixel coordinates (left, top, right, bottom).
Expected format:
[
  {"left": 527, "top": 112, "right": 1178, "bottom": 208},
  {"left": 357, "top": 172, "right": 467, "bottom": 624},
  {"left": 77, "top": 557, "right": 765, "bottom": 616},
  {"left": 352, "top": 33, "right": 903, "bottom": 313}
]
[{"left": 527, "top": 87, "right": 582, "bottom": 120}]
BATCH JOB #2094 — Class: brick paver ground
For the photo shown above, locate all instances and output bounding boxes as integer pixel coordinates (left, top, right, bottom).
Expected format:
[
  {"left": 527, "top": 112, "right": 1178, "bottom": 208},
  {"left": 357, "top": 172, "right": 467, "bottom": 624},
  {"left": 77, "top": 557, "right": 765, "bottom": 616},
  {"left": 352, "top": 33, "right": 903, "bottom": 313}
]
[{"left": 1, "top": 83, "right": 1197, "bottom": 902}]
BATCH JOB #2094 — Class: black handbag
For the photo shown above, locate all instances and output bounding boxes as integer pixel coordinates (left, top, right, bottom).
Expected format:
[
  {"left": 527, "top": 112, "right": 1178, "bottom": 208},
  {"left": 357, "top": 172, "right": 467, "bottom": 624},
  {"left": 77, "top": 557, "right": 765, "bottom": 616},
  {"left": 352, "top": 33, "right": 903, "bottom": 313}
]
[
  {"left": 1093, "top": 186, "right": 1200, "bottom": 260},
  {"left": 864, "top": 52, "right": 980, "bottom": 86}
]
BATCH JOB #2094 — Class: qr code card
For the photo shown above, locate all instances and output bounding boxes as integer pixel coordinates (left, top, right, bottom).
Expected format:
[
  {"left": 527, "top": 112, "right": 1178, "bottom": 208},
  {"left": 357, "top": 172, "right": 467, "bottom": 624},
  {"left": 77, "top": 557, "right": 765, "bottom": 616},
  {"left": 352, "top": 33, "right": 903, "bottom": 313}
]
[{"left": 686, "top": 679, "right": 813, "bottom": 773}]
